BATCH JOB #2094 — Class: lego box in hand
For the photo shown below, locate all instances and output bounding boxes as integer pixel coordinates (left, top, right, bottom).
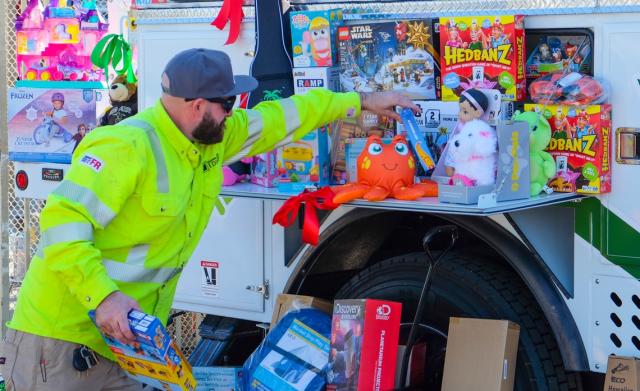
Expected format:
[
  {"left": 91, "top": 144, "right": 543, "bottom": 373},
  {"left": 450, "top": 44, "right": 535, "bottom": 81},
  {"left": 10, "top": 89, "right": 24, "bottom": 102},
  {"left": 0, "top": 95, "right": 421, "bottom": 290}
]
[
  {"left": 338, "top": 19, "right": 440, "bottom": 99},
  {"left": 89, "top": 310, "right": 197, "bottom": 391},
  {"left": 8, "top": 87, "right": 101, "bottom": 163},
  {"left": 440, "top": 15, "right": 526, "bottom": 102},
  {"left": 290, "top": 9, "right": 342, "bottom": 68},
  {"left": 524, "top": 104, "right": 611, "bottom": 194},
  {"left": 326, "top": 299, "right": 402, "bottom": 391},
  {"left": 277, "top": 126, "right": 331, "bottom": 192}
]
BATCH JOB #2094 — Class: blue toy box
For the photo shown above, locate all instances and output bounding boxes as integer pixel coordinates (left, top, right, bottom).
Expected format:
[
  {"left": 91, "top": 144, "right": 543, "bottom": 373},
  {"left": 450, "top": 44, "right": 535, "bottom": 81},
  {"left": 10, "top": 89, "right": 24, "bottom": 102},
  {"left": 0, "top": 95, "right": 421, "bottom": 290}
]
[
  {"left": 277, "top": 126, "right": 331, "bottom": 193},
  {"left": 290, "top": 9, "right": 342, "bottom": 68},
  {"left": 89, "top": 310, "right": 197, "bottom": 391}
]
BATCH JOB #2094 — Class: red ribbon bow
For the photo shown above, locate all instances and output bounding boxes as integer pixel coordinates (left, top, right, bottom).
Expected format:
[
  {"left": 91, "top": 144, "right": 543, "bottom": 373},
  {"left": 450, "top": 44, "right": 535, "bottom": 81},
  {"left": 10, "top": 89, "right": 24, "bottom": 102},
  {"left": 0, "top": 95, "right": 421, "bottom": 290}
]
[
  {"left": 211, "top": 0, "right": 245, "bottom": 45},
  {"left": 272, "top": 187, "right": 339, "bottom": 246}
]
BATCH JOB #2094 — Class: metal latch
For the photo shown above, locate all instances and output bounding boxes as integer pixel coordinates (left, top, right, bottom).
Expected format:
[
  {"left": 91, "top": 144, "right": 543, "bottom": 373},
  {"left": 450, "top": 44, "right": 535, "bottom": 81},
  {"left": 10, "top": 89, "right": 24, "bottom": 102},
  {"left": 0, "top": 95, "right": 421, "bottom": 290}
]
[
  {"left": 617, "top": 127, "right": 640, "bottom": 164},
  {"left": 246, "top": 280, "right": 270, "bottom": 299}
]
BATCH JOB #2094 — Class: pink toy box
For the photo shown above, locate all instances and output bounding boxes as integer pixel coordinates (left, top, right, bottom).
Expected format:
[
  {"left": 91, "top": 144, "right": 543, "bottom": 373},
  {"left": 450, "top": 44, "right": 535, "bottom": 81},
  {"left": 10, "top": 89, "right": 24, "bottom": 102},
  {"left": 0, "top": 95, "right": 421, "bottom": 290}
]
[
  {"left": 250, "top": 151, "right": 279, "bottom": 187},
  {"left": 16, "top": 0, "right": 108, "bottom": 83}
]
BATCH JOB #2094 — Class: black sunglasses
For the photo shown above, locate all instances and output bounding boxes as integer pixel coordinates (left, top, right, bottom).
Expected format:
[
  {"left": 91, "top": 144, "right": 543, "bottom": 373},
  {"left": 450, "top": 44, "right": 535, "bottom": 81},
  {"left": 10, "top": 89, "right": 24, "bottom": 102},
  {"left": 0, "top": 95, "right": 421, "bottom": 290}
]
[{"left": 185, "top": 96, "right": 237, "bottom": 113}]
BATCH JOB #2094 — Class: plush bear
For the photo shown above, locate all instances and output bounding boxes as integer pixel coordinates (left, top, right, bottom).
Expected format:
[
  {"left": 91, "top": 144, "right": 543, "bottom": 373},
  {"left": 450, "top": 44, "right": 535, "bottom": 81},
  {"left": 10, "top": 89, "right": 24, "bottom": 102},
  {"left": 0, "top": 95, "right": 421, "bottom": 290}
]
[
  {"left": 447, "top": 119, "right": 498, "bottom": 186},
  {"left": 512, "top": 111, "right": 556, "bottom": 195},
  {"left": 100, "top": 74, "right": 137, "bottom": 126}
]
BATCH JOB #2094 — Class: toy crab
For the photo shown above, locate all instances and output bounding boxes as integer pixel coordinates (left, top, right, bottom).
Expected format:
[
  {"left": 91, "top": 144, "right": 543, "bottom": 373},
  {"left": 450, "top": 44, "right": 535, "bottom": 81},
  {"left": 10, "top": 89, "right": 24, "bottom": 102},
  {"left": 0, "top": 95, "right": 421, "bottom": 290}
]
[{"left": 332, "top": 135, "right": 438, "bottom": 204}]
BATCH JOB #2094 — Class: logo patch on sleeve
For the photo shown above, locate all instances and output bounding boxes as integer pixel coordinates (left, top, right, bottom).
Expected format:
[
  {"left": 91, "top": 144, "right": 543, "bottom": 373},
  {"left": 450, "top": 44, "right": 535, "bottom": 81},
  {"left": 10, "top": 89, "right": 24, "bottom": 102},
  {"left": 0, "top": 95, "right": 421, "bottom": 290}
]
[{"left": 80, "top": 154, "right": 104, "bottom": 172}]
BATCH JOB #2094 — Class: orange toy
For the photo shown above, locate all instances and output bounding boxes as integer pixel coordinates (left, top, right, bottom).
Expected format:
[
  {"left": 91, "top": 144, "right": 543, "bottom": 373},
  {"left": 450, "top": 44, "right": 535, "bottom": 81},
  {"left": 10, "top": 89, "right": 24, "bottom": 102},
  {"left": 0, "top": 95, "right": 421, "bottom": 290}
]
[{"left": 332, "top": 135, "right": 438, "bottom": 203}]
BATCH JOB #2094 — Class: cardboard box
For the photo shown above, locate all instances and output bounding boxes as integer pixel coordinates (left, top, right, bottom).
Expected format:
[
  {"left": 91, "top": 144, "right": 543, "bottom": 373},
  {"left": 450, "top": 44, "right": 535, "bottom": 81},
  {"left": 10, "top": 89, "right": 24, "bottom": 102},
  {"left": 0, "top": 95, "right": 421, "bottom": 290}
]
[
  {"left": 293, "top": 67, "right": 341, "bottom": 95},
  {"left": 440, "top": 15, "right": 526, "bottom": 101},
  {"left": 290, "top": 9, "right": 342, "bottom": 68},
  {"left": 603, "top": 356, "right": 640, "bottom": 391},
  {"left": 326, "top": 299, "right": 402, "bottom": 391},
  {"left": 524, "top": 104, "right": 612, "bottom": 194},
  {"left": 338, "top": 19, "right": 440, "bottom": 100},
  {"left": 8, "top": 87, "right": 102, "bottom": 163},
  {"left": 90, "top": 310, "right": 197, "bottom": 391},
  {"left": 250, "top": 151, "right": 278, "bottom": 188},
  {"left": 270, "top": 294, "right": 333, "bottom": 330},
  {"left": 442, "top": 317, "right": 520, "bottom": 391},
  {"left": 193, "top": 367, "right": 242, "bottom": 391},
  {"left": 277, "top": 125, "right": 331, "bottom": 192}
]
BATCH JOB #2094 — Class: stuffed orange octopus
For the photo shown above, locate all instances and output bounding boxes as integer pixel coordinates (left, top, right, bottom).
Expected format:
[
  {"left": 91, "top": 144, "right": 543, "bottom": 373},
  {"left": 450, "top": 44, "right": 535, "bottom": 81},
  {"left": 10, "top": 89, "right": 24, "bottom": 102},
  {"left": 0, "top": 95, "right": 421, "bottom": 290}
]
[{"left": 332, "top": 135, "right": 438, "bottom": 204}]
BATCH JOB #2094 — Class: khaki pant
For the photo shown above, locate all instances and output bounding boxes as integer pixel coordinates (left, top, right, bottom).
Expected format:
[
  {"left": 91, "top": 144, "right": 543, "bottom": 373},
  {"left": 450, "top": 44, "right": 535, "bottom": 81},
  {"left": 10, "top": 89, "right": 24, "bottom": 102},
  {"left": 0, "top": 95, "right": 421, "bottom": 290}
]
[{"left": 0, "top": 329, "right": 144, "bottom": 391}]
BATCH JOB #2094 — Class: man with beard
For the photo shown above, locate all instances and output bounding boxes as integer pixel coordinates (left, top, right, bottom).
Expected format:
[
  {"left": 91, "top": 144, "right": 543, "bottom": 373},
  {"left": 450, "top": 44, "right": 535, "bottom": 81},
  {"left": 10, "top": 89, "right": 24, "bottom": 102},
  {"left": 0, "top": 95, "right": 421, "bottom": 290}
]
[{"left": 1, "top": 48, "right": 417, "bottom": 390}]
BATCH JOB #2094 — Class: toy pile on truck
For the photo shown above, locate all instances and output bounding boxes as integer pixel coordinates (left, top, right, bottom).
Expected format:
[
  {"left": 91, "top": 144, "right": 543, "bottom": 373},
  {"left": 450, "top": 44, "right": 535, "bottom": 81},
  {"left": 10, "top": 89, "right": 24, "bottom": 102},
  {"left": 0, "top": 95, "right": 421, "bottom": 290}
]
[{"left": 225, "top": 10, "right": 611, "bottom": 208}]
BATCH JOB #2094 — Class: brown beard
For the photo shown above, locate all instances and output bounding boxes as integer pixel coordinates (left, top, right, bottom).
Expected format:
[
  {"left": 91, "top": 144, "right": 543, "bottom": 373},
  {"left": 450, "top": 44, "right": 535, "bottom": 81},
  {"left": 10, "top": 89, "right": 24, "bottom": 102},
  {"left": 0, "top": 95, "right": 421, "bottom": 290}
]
[{"left": 192, "top": 112, "right": 225, "bottom": 144}]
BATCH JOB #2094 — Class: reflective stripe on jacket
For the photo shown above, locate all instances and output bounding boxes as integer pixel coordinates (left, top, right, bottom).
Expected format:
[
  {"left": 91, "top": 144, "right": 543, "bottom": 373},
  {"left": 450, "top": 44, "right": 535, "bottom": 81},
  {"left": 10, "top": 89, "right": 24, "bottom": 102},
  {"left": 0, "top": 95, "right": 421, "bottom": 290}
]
[{"left": 9, "top": 89, "right": 360, "bottom": 359}]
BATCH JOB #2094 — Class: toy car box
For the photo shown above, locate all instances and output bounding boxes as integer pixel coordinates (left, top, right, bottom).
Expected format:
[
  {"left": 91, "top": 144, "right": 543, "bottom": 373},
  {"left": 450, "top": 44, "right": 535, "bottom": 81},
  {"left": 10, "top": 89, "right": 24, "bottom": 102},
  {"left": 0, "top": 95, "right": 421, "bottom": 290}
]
[
  {"left": 434, "top": 120, "right": 530, "bottom": 204},
  {"left": 439, "top": 15, "right": 526, "bottom": 102},
  {"left": 290, "top": 9, "right": 342, "bottom": 68},
  {"left": 326, "top": 299, "right": 402, "bottom": 391},
  {"left": 338, "top": 19, "right": 441, "bottom": 99},
  {"left": 293, "top": 67, "right": 341, "bottom": 95},
  {"left": 525, "top": 29, "right": 593, "bottom": 80},
  {"left": 525, "top": 104, "right": 612, "bottom": 194},
  {"left": 8, "top": 87, "right": 102, "bottom": 163},
  {"left": 90, "top": 310, "right": 197, "bottom": 391},
  {"left": 277, "top": 125, "right": 331, "bottom": 192}
]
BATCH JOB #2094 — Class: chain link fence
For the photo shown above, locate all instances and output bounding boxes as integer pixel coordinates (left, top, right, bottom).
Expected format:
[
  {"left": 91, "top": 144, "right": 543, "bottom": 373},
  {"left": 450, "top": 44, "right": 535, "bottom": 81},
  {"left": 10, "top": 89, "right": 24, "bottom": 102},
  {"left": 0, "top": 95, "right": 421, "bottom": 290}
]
[{"left": 2, "top": 0, "right": 203, "bottom": 358}]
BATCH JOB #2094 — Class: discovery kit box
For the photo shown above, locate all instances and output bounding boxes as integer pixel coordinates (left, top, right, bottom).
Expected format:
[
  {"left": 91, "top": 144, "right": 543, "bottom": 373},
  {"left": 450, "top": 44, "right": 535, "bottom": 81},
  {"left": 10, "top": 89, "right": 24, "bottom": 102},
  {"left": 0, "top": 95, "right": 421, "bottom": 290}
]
[
  {"left": 326, "top": 299, "right": 402, "bottom": 391},
  {"left": 90, "top": 310, "right": 197, "bottom": 391},
  {"left": 338, "top": 19, "right": 440, "bottom": 99},
  {"left": 8, "top": 87, "right": 102, "bottom": 163},
  {"left": 439, "top": 15, "right": 526, "bottom": 101},
  {"left": 277, "top": 125, "right": 331, "bottom": 192},
  {"left": 525, "top": 104, "right": 612, "bottom": 194},
  {"left": 290, "top": 9, "right": 342, "bottom": 67}
]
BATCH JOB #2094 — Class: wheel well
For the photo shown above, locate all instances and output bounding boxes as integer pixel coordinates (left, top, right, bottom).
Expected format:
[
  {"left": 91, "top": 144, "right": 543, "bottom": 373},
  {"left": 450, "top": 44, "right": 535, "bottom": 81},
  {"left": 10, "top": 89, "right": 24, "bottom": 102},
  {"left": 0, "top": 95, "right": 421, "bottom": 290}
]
[{"left": 284, "top": 208, "right": 589, "bottom": 372}]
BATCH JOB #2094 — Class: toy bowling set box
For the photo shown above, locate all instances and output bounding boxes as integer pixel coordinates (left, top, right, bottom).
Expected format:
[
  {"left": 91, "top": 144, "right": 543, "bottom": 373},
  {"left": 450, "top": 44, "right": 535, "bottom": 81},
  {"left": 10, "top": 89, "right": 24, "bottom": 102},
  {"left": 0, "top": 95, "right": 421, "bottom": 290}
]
[
  {"left": 277, "top": 125, "right": 331, "bottom": 192},
  {"left": 8, "top": 87, "right": 101, "bottom": 163},
  {"left": 525, "top": 104, "right": 612, "bottom": 194},
  {"left": 90, "top": 310, "right": 197, "bottom": 391},
  {"left": 337, "top": 19, "right": 441, "bottom": 99},
  {"left": 326, "top": 299, "right": 402, "bottom": 391},
  {"left": 439, "top": 15, "right": 526, "bottom": 101},
  {"left": 290, "top": 9, "right": 343, "bottom": 67}
]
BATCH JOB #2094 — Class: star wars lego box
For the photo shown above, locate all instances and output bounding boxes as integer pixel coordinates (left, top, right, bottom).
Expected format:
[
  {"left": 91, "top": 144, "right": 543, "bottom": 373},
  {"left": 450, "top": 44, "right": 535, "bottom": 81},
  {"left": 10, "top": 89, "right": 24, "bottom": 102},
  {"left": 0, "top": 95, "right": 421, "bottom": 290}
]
[
  {"left": 525, "top": 104, "right": 612, "bottom": 194},
  {"left": 337, "top": 19, "right": 441, "bottom": 99},
  {"left": 290, "top": 9, "right": 343, "bottom": 68},
  {"left": 326, "top": 299, "right": 402, "bottom": 391},
  {"left": 90, "top": 310, "right": 197, "bottom": 391},
  {"left": 439, "top": 15, "right": 526, "bottom": 102},
  {"left": 8, "top": 87, "right": 102, "bottom": 163}
]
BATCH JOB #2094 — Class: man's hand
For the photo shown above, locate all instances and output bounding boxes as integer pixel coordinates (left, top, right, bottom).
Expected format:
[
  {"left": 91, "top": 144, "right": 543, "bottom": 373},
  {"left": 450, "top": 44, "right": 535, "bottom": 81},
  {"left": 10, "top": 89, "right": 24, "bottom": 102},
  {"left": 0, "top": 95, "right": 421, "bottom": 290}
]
[
  {"left": 359, "top": 91, "right": 420, "bottom": 122},
  {"left": 95, "top": 291, "right": 141, "bottom": 345}
]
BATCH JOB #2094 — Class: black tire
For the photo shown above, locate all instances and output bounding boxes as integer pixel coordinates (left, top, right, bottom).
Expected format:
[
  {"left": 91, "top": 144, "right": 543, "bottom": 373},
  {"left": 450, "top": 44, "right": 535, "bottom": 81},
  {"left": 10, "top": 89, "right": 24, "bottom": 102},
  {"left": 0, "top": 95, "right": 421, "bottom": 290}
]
[{"left": 335, "top": 252, "right": 582, "bottom": 391}]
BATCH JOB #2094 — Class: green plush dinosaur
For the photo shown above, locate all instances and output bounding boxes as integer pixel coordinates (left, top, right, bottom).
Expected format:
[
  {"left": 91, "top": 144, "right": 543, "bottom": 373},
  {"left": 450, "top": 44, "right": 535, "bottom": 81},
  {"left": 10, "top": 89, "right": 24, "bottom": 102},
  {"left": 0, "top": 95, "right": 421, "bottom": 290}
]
[{"left": 513, "top": 111, "right": 556, "bottom": 196}]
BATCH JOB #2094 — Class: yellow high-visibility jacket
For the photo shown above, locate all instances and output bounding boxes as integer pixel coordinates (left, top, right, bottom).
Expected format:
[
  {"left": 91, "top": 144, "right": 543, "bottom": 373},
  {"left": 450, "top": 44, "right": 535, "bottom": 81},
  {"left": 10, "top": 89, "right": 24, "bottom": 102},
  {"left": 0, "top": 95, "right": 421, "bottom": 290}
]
[{"left": 9, "top": 89, "right": 360, "bottom": 359}]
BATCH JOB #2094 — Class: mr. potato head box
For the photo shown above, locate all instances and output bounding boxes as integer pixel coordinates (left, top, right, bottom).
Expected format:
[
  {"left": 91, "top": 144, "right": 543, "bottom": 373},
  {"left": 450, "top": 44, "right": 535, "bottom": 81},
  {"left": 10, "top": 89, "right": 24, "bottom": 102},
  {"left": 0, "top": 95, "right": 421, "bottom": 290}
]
[{"left": 439, "top": 15, "right": 526, "bottom": 102}]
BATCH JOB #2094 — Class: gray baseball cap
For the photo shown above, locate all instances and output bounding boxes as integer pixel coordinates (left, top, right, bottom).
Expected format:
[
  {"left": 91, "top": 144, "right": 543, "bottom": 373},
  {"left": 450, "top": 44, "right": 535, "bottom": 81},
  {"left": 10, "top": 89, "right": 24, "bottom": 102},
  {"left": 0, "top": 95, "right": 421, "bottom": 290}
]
[{"left": 161, "top": 48, "right": 258, "bottom": 99}]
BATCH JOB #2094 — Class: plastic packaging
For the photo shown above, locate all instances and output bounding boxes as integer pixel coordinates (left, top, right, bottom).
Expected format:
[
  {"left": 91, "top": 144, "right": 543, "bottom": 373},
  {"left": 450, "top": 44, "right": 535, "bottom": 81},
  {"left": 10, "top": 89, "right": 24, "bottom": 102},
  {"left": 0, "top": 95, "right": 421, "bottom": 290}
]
[
  {"left": 528, "top": 72, "right": 608, "bottom": 105},
  {"left": 243, "top": 308, "right": 331, "bottom": 391}
]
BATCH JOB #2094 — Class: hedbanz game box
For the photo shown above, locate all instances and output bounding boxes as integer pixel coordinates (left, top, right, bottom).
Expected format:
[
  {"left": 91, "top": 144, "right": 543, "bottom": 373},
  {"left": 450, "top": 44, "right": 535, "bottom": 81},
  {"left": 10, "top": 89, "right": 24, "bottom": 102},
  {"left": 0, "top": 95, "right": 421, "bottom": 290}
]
[
  {"left": 89, "top": 310, "right": 197, "bottom": 391},
  {"left": 439, "top": 15, "right": 526, "bottom": 101},
  {"left": 338, "top": 19, "right": 440, "bottom": 99},
  {"left": 525, "top": 104, "right": 611, "bottom": 194},
  {"left": 326, "top": 299, "right": 402, "bottom": 391}
]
